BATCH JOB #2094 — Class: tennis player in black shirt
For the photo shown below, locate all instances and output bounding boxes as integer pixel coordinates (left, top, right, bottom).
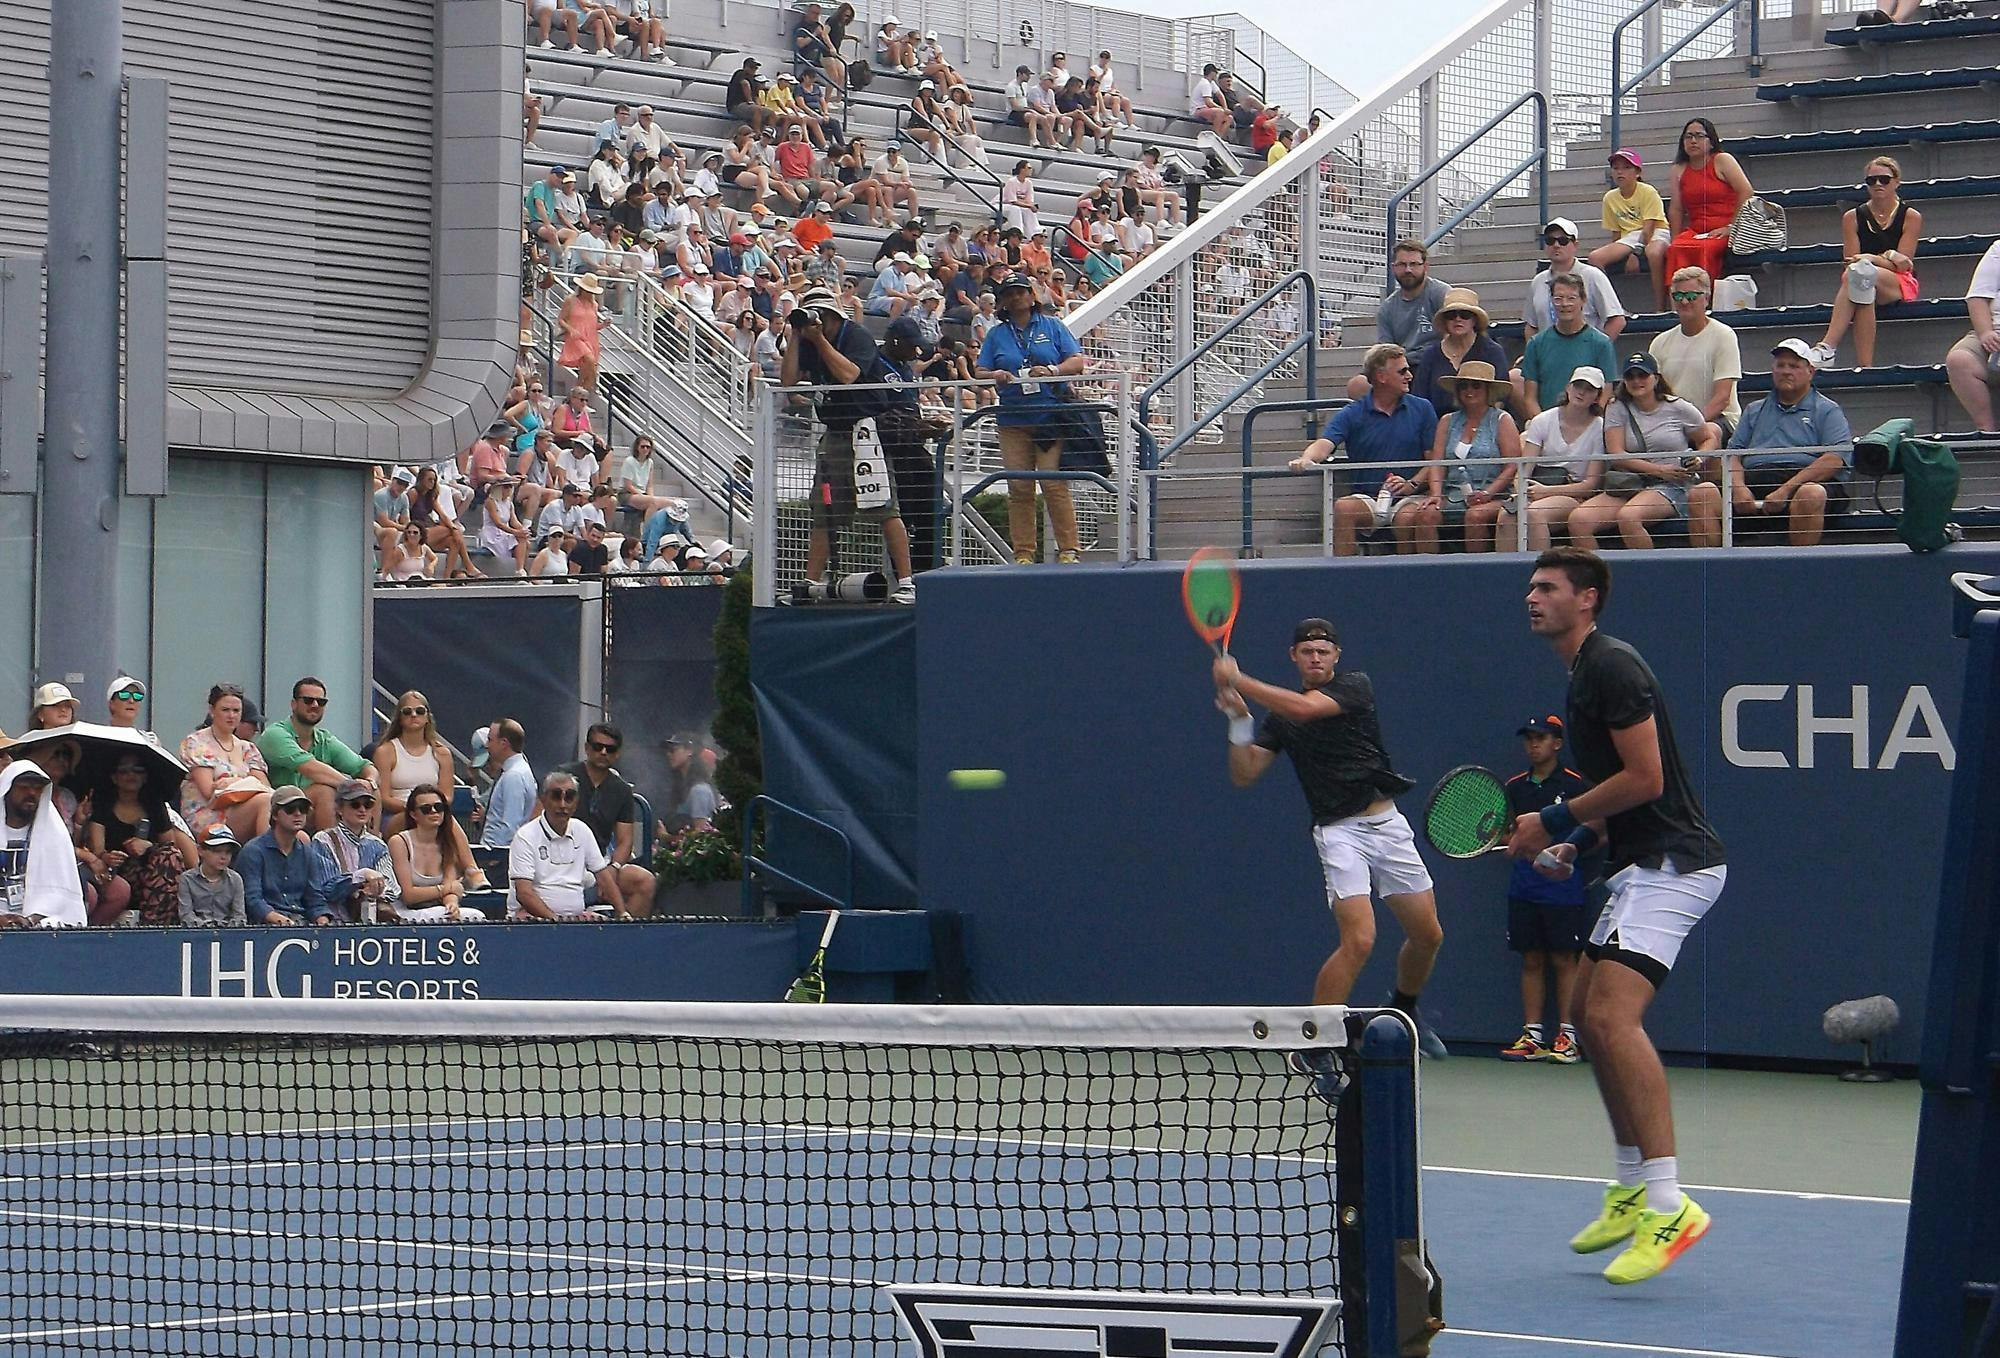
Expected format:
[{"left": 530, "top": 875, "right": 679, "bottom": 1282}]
[
  {"left": 1213, "top": 619, "right": 1445, "bottom": 1043},
  {"left": 1508, "top": 548, "right": 1726, "bottom": 1286}
]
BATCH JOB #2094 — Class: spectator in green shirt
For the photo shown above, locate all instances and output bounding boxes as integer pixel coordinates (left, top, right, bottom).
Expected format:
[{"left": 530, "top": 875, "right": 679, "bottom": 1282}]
[
  {"left": 1513, "top": 273, "right": 1620, "bottom": 421},
  {"left": 256, "top": 676, "right": 373, "bottom": 831}
]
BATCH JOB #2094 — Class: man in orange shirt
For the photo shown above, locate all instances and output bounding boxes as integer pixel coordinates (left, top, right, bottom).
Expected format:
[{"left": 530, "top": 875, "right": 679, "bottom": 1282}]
[
  {"left": 1020, "top": 227, "right": 1053, "bottom": 275},
  {"left": 793, "top": 201, "right": 835, "bottom": 253}
]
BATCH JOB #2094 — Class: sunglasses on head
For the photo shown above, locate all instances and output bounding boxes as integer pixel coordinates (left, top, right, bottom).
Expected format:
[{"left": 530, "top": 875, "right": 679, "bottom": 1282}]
[
  {"left": 400, "top": 706, "right": 428, "bottom": 717},
  {"left": 1864, "top": 174, "right": 1896, "bottom": 186},
  {"left": 111, "top": 689, "right": 145, "bottom": 702}
]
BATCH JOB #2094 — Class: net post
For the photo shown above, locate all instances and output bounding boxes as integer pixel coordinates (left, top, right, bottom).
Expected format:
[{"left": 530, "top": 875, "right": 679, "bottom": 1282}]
[{"left": 1358, "top": 1012, "right": 1434, "bottom": 1358}]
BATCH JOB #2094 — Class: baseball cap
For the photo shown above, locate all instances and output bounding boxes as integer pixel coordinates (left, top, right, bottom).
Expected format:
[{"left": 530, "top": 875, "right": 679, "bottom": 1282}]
[
  {"left": 1609, "top": 147, "right": 1642, "bottom": 168},
  {"left": 1568, "top": 366, "right": 1608, "bottom": 391},
  {"left": 1517, "top": 714, "right": 1566, "bottom": 737},
  {"left": 272, "top": 785, "right": 312, "bottom": 812},
  {"left": 1096, "top": 169, "right": 1115, "bottom": 182},
  {"left": 390, "top": 466, "right": 416, "bottom": 485},
  {"left": 200, "top": 824, "right": 241, "bottom": 851},
  {"left": 1621, "top": 352, "right": 1660, "bottom": 376},
  {"left": 1771, "top": 337, "right": 1819, "bottom": 364},
  {"left": 30, "top": 682, "right": 76, "bottom": 710},
  {"left": 1292, "top": 618, "right": 1337, "bottom": 646},
  {"left": 107, "top": 674, "right": 146, "bottom": 703},
  {"left": 1541, "top": 216, "right": 1580, "bottom": 240},
  {"left": 469, "top": 725, "right": 491, "bottom": 769},
  {"left": 335, "top": 779, "right": 375, "bottom": 804}
]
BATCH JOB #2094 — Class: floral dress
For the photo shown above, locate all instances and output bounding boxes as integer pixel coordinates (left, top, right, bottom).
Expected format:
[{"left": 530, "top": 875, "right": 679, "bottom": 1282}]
[{"left": 179, "top": 727, "right": 270, "bottom": 837}]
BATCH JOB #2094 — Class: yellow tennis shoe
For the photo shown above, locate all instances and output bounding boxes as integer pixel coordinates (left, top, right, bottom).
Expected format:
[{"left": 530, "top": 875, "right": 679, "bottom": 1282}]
[
  {"left": 1603, "top": 1196, "right": 1712, "bottom": 1284},
  {"left": 1568, "top": 1183, "right": 1646, "bottom": 1254}
]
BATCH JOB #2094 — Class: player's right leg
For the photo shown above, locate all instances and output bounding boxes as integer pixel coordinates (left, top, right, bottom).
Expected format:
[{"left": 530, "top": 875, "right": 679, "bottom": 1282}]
[{"left": 1310, "top": 822, "right": 1378, "bottom": 1004}]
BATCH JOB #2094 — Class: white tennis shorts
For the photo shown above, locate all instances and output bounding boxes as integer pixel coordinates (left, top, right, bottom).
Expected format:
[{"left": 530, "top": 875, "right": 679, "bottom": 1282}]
[
  {"left": 1312, "top": 806, "right": 1434, "bottom": 905},
  {"left": 1588, "top": 861, "right": 1727, "bottom": 985},
  {"left": 1618, "top": 227, "right": 1671, "bottom": 250}
]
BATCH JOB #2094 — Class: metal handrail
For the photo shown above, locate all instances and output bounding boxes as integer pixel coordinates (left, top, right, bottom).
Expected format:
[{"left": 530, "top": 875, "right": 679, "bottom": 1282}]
[
  {"left": 739, "top": 793, "right": 854, "bottom": 917},
  {"left": 1384, "top": 91, "right": 1549, "bottom": 275},
  {"left": 1609, "top": 0, "right": 1761, "bottom": 153},
  {"left": 946, "top": 398, "right": 1135, "bottom": 563},
  {"left": 1135, "top": 269, "right": 1318, "bottom": 467}
]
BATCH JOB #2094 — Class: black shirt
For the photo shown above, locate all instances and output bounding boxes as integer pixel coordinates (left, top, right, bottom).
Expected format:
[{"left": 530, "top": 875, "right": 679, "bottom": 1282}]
[
  {"left": 557, "top": 761, "right": 638, "bottom": 854},
  {"left": 1565, "top": 629, "right": 1726, "bottom": 874},
  {"left": 1255, "top": 672, "right": 1418, "bottom": 825},
  {"left": 796, "top": 318, "right": 886, "bottom": 430},
  {"left": 571, "top": 540, "right": 610, "bottom": 575},
  {"left": 726, "top": 71, "right": 759, "bottom": 109}
]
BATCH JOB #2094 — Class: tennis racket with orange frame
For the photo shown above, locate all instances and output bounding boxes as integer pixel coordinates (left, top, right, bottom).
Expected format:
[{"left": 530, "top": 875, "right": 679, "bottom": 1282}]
[{"left": 1181, "top": 547, "right": 1242, "bottom": 657}]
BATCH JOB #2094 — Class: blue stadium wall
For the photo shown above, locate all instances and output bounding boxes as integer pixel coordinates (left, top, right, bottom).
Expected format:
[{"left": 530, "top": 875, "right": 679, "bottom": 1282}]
[{"left": 756, "top": 546, "right": 1999, "bottom": 1062}]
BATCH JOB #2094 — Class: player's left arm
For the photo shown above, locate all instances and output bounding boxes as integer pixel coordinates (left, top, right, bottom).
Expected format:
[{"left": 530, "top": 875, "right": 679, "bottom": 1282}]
[
  {"left": 1216, "top": 659, "right": 1343, "bottom": 724},
  {"left": 1509, "top": 717, "right": 1659, "bottom": 856}
]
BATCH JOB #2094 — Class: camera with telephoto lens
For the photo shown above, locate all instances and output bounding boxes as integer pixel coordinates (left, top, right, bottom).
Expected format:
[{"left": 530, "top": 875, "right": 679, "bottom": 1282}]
[{"left": 791, "top": 571, "right": 889, "bottom": 604}]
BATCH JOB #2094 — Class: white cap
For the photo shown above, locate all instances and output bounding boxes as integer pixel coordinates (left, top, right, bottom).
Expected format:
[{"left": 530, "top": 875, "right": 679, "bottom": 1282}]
[
  {"left": 918, "top": 79, "right": 935, "bottom": 90},
  {"left": 883, "top": 11, "right": 899, "bottom": 22},
  {"left": 31, "top": 682, "right": 76, "bottom": 710},
  {"left": 1771, "top": 337, "right": 1820, "bottom": 365},
  {"left": 1541, "top": 217, "right": 1580, "bottom": 240},
  {"left": 1096, "top": 169, "right": 1115, "bottom": 182},
  {"left": 107, "top": 674, "right": 146, "bottom": 703},
  {"left": 709, "top": 538, "right": 735, "bottom": 557},
  {"left": 1567, "top": 366, "right": 1607, "bottom": 390},
  {"left": 390, "top": 466, "right": 417, "bottom": 485}
]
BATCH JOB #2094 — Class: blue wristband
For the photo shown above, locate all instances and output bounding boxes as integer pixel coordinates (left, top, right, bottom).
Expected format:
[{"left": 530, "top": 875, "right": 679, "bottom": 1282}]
[
  {"left": 1539, "top": 800, "right": 1579, "bottom": 838},
  {"left": 1563, "top": 824, "right": 1601, "bottom": 855}
]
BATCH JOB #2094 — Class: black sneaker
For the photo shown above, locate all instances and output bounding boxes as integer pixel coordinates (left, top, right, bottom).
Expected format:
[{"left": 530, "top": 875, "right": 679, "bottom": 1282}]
[{"left": 1286, "top": 1048, "right": 1346, "bottom": 1104}]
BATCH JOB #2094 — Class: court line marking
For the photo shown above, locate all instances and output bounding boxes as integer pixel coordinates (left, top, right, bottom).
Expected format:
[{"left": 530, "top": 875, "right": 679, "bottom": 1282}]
[
  {"left": 0, "top": 1272, "right": 693, "bottom": 1342},
  {"left": 1440, "top": 1325, "right": 1798, "bottom": 1357},
  {"left": 1421, "top": 1163, "right": 1909, "bottom": 1207}
]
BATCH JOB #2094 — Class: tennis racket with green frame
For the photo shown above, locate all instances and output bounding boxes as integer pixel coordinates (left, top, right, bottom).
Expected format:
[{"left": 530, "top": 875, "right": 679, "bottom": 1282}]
[
  {"left": 1422, "top": 765, "right": 1515, "bottom": 858},
  {"left": 785, "top": 910, "right": 841, "bottom": 1003},
  {"left": 1181, "top": 546, "right": 1242, "bottom": 656}
]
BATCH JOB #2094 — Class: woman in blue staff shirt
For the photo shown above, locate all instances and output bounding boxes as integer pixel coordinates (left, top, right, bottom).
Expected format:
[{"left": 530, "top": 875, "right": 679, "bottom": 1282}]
[{"left": 975, "top": 275, "right": 1088, "bottom": 563}]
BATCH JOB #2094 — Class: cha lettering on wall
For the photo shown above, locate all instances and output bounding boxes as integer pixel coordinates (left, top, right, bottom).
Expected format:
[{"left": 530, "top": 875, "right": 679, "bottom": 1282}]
[
  {"left": 178, "top": 932, "right": 484, "bottom": 999},
  {"left": 1720, "top": 684, "right": 1956, "bottom": 771}
]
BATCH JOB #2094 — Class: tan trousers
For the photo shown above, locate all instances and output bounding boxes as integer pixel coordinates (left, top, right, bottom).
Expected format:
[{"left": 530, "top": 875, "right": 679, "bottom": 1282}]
[{"left": 998, "top": 424, "right": 1080, "bottom": 557}]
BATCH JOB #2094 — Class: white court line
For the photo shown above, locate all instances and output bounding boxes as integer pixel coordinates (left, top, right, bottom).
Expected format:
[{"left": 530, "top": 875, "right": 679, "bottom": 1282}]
[
  {"left": 3, "top": 1272, "right": 692, "bottom": 1343},
  {"left": 1, "top": 1112, "right": 537, "bottom": 1154},
  {"left": 1440, "top": 1325, "right": 1799, "bottom": 1358},
  {"left": 1421, "top": 1163, "right": 1909, "bottom": 1207},
  {"left": 0, "top": 1202, "right": 889, "bottom": 1343}
]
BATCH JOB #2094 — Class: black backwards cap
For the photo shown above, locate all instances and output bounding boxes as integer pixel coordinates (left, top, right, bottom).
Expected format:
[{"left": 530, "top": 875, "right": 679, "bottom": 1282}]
[{"left": 1293, "top": 618, "right": 1337, "bottom": 645}]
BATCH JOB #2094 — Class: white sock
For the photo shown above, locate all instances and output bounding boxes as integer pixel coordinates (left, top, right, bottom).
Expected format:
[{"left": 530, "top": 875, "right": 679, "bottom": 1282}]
[
  {"left": 1522, "top": 1022, "right": 1545, "bottom": 1042},
  {"left": 1560, "top": 1022, "right": 1578, "bottom": 1039},
  {"left": 1641, "top": 1155, "right": 1683, "bottom": 1213},
  {"left": 1614, "top": 1145, "right": 1643, "bottom": 1188}
]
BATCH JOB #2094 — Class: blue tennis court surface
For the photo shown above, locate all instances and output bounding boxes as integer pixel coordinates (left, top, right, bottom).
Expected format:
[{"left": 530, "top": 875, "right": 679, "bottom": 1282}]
[{"left": 0, "top": 1114, "right": 1342, "bottom": 1355}]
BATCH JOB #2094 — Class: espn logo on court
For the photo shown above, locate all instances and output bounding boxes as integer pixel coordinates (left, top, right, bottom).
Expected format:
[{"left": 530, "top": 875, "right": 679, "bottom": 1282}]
[{"left": 887, "top": 1285, "right": 1339, "bottom": 1358}]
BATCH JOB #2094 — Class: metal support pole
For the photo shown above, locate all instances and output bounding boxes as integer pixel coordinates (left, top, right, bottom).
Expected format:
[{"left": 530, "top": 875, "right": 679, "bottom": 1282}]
[
  {"left": 1416, "top": 76, "right": 1440, "bottom": 244},
  {"left": 39, "top": 0, "right": 125, "bottom": 695},
  {"left": 1172, "top": 257, "right": 1196, "bottom": 439}
]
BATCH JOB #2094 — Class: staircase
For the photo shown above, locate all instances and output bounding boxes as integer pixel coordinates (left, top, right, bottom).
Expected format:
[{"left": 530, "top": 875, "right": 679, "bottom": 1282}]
[{"left": 1152, "top": 2, "right": 2000, "bottom": 554}]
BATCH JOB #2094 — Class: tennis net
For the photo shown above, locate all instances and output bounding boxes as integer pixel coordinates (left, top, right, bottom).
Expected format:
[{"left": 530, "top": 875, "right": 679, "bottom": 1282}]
[{"left": 0, "top": 995, "right": 1420, "bottom": 1356}]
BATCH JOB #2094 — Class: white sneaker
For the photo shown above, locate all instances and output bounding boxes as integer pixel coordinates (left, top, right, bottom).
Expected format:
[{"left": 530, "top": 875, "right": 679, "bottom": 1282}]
[
  {"left": 538, "top": 38, "right": 554, "bottom": 48},
  {"left": 890, "top": 577, "right": 916, "bottom": 604},
  {"left": 1809, "top": 342, "right": 1838, "bottom": 368}
]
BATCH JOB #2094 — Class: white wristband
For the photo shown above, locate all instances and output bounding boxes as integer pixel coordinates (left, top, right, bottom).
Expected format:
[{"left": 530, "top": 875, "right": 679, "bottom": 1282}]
[{"left": 1228, "top": 714, "right": 1256, "bottom": 746}]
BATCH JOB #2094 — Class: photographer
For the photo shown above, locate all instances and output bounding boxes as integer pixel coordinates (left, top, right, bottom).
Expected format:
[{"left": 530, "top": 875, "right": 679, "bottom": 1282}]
[{"left": 781, "top": 287, "right": 918, "bottom": 602}]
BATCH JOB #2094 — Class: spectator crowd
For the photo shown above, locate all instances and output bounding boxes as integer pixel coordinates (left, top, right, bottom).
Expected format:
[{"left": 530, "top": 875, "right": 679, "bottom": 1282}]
[{"left": 0, "top": 677, "right": 726, "bottom": 930}]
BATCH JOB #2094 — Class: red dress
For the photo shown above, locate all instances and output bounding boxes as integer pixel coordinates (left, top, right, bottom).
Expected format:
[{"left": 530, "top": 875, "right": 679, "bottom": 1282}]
[{"left": 1666, "top": 158, "right": 1736, "bottom": 282}]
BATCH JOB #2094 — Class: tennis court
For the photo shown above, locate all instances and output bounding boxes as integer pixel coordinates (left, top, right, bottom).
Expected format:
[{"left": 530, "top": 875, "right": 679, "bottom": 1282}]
[{"left": 0, "top": 1004, "right": 1908, "bottom": 1358}]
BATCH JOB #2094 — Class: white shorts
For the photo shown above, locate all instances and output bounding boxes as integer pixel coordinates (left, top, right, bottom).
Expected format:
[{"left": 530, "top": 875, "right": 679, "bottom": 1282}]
[
  {"left": 1340, "top": 491, "right": 1399, "bottom": 530},
  {"left": 1587, "top": 861, "right": 1727, "bottom": 986},
  {"left": 1312, "top": 806, "right": 1434, "bottom": 905},
  {"left": 1617, "top": 227, "right": 1671, "bottom": 250}
]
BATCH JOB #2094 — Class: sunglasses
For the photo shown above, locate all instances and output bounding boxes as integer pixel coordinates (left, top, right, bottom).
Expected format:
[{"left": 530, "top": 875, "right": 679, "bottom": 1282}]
[
  {"left": 297, "top": 695, "right": 329, "bottom": 707},
  {"left": 1544, "top": 236, "right": 1575, "bottom": 246},
  {"left": 1392, "top": 366, "right": 1412, "bottom": 376},
  {"left": 111, "top": 689, "right": 145, "bottom": 702},
  {"left": 547, "top": 789, "right": 580, "bottom": 803},
  {"left": 277, "top": 803, "right": 310, "bottom": 815},
  {"left": 1864, "top": 174, "right": 1896, "bottom": 186},
  {"left": 345, "top": 798, "right": 378, "bottom": 810},
  {"left": 413, "top": 802, "right": 446, "bottom": 815},
  {"left": 114, "top": 765, "right": 146, "bottom": 776},
  {"left": 400, "top": 706, "right": 428, "bottom": 716},
  {"left": 1670, "top": 290, "right": 1707, "bottom": 302},
  {"left": 588, "top": 741, "right": 620, "bottom": 754}
]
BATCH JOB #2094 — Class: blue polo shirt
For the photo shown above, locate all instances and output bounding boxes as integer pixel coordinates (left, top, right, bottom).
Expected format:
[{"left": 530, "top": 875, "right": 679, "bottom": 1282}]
[
  {"left": 1729, "top": 388, "right": 1853, "bottom": 476},
  {"left": 1319, "top": 394, "right": 1439, "bottom": 496},
  {"left": 978, "top": 313, "right": 1083, "bottom": 428}
]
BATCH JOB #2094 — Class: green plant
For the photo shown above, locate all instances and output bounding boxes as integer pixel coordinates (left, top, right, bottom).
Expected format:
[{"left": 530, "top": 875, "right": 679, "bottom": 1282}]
[
  {"left": 971, "top": 490, "right": 1040, "bottom": 556},
  {"left": 711, "top": 567, "right": 760, "bottom": 846},
  {"left": 653, "top": 828, "right": 742, "bottom": 887}
]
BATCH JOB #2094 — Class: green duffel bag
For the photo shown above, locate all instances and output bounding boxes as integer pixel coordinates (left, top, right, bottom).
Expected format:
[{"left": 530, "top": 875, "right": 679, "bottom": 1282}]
[{"left": 1856, "top": 419, "right": 1961, "bottom": 553}]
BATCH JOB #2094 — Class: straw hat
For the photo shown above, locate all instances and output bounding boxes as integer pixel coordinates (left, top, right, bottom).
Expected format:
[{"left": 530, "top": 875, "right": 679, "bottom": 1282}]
[
  {"left": 1442, "top": 360, "right": 1512, "bottom": 399},
  {"left": 576, "top": 273, "right": 604, "bottom": 295},
  {"left": 1432, "top": 286, "right": 1489, "bottom": 331}
]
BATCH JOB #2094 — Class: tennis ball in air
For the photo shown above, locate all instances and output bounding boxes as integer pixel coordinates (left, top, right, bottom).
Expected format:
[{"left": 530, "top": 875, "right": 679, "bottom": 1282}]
[{"left": 947, "top": 768, "right": 1007, "bottom": 790}]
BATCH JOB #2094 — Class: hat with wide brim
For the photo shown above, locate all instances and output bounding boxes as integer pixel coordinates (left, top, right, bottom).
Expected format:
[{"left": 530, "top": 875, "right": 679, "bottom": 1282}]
[
  {"left": 1441, "top": 360, "right": 1512, "bottom": 399},
  {"left": 1432, "top": 286, "right": 1490, "bottom": 332},
  {"left": 576, "top": 274, "right": 604, "bottom": 295}
]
